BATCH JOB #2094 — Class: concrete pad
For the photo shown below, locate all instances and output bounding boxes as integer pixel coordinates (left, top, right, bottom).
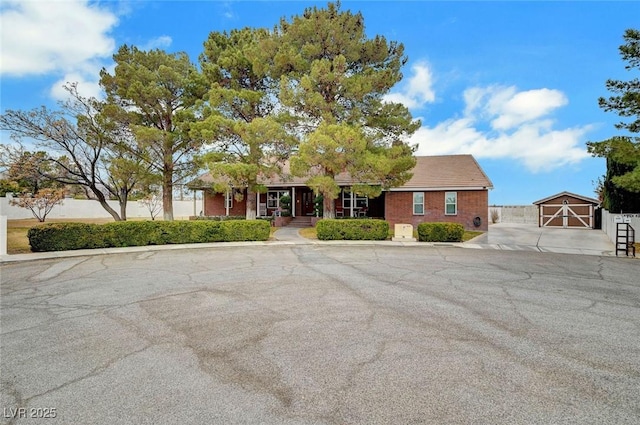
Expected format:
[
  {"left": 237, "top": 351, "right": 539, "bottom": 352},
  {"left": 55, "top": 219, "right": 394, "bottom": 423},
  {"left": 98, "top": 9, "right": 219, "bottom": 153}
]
[{"left": 479, "top": 222, "right": 616, "bottom": 255}]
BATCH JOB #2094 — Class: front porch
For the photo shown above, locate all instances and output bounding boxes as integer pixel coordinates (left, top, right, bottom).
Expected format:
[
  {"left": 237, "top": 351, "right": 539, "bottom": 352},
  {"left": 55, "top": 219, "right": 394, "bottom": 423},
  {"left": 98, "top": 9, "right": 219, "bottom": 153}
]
[{"left": 258, "top": 186, "right": 384, "bottom": 220}]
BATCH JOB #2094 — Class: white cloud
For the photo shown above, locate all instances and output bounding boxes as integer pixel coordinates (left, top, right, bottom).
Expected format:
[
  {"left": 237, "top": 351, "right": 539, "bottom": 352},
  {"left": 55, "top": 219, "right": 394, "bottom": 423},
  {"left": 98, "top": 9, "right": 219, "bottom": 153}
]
[
  {"left": 383, "top": 62, "right": 436, "bottom": 109},
  {"left": 0, "top": 0, "right": 117, "bottom": 77},
  {"left": 414, "top": 85, "right": 590, "bottom": 172},
  {"left": 49, "top": 73, "right": 104, "bottom": 101},
  {"left": 142, "top": 36, "right": 173, "bottom": 51}
]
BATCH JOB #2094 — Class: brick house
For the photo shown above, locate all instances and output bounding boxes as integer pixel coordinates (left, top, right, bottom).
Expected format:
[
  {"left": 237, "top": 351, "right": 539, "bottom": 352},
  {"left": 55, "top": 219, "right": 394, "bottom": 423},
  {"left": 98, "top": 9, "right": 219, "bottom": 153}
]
[{"left": 189, "top": 154, "right": 493, "bottom": 231}]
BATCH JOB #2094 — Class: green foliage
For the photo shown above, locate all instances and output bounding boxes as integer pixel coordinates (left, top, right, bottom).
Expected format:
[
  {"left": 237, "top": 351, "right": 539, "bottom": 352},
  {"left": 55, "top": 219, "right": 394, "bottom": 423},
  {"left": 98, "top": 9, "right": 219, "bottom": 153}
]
[
  {"left": 189, "top": 215, "right": 246, "bottom": 221},
  {"left": 268, "top": 2, "right": 419, "bottom": 218},
  {"left": 602, "top": 156, "right": 640, "bottom": 212},
  {"left": 313, "top": 194, "right": 323, "bottom": 217},
  {"left": 278, "top": 194, "right": 292, "bottom": 217},
  {"left": 27, "top": 220, "right": 271, "bottom": 252},
  {"left": 417, "top": 223, "right": 465, "bottom": 242},
  {"left": 28, "top": 223, "right": 98, "bottom": 252},
  {"left": 196, "top": 27, "right": 296, "bottom": 219},
  {"left": 315, "top": 219, "right": 389, "bottom": 240},
  {"left": 588, "top": 29, "right": 640, "bottom": 200},
  {"left": 0, "top": 179, "right": 20, "bottom": 196},
  {"left": 100, "top": 45, "right": 208, "bottom": 220}
]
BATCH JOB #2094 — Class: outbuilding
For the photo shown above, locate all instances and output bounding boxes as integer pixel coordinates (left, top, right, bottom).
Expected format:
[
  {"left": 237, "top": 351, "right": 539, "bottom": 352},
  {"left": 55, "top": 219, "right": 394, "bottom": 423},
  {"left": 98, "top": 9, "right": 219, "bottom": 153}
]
[{"left": 533, "top": 191, "right": 600, "bottom": 228}]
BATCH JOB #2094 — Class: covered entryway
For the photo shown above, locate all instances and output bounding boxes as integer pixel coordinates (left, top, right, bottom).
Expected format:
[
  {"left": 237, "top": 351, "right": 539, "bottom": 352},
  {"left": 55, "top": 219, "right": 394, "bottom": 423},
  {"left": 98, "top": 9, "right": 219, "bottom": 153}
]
[
  {"left": 295, "top": 187, "right": 316, "bottom": 217},
  {"left": 533, "top": 191, "right": 600, "bottom": 229}
]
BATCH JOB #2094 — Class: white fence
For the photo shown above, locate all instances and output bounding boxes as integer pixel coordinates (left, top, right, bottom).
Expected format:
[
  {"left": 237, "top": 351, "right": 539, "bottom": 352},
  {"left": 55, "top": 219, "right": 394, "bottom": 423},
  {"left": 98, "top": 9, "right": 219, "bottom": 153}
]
[
  {"left": 0, "top": 194, "right": 205, "bottom": 220},
  {"left": 601, "top": 209, "right": 640, "bottom": 245},
  {"left": 488, "top": 205, "right": 538, "bottom": 224}
]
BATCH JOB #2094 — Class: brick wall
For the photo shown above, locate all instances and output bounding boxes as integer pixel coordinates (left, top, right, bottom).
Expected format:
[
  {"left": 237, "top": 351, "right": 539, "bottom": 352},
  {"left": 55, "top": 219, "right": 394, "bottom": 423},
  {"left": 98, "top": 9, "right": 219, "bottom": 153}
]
[
  {"left": 385, "top": 190, "right": 489, "bottom": 231},
  {"left": 204, "top": 191, "right": 247, "bottom": 216}
]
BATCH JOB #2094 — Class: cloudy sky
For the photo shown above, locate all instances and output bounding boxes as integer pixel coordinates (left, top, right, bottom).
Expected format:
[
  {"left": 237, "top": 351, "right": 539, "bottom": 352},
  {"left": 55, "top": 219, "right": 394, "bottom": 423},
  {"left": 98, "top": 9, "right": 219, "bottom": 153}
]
[{"left": 1, "top": 0, "right": 638, "bottom": 204}]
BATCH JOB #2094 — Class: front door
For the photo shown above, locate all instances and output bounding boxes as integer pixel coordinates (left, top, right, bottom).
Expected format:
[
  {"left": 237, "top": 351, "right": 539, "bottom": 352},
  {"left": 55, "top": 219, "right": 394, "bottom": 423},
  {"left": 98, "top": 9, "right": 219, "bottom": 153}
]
[{"left": 296, "top": 188, "right": 315, "bottom": 216}]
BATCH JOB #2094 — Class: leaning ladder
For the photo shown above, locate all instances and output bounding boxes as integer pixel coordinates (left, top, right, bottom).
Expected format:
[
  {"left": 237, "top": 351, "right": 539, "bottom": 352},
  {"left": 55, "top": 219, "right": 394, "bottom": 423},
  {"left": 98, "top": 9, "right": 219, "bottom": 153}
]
[{"left": 616, "top": 223, "right": 636, "bottom": 257}]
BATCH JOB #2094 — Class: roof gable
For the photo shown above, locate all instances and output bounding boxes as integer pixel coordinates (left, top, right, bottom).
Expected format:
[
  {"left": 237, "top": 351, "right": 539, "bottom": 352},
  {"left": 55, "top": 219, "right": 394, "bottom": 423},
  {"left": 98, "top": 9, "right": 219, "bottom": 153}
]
[{"left": 532, "top": 191, "right": 600, "bottom": 205}]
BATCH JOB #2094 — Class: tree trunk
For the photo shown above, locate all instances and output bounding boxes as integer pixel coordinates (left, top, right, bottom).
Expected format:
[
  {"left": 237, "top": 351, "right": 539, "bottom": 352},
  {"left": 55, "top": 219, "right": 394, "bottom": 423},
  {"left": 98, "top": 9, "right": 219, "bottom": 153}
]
[
  {"left": 323, "top": 193, "right": 335, "bottom": 219},
  {"left": 96, "top": 197, "right": 123, "bottom": 221},
  {"left": 163, "top": 162, "right": 174, "bottom": 221},
  {"left": 246, "top": 188, "right": 257, "bottom": 220},
  {"left": 119, "top": 199, "right": 127, "bottom": 221}
]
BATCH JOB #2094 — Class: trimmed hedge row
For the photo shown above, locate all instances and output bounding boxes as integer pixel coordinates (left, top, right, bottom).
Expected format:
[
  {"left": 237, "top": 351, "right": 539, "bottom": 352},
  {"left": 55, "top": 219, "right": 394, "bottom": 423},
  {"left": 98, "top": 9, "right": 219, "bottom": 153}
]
[
  {"left": 189, "top": 215, "right": 246, "bottom": 221},
  {"left": 417, "top": 222, "right": 464, "bottom": 242},
  {"left": 316, "top": 219, "right": 389, "bottom": 241},
  {"left": 27, "top": 220, "right": 271, "bottom": 252}
]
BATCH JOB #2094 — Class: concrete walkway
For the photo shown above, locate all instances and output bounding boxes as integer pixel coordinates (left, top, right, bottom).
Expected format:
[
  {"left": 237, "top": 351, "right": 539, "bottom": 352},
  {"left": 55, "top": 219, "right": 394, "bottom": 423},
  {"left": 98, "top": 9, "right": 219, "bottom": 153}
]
[{"left": 272, "top": 226, "right": 311, "bottom": 243}]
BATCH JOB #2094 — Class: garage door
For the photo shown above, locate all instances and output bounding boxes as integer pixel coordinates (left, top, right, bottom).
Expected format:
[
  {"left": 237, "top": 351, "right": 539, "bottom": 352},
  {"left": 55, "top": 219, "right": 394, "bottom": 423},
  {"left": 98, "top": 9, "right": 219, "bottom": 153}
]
[{"left": 539, "top": 201, "right": 593, "bottom": 228}]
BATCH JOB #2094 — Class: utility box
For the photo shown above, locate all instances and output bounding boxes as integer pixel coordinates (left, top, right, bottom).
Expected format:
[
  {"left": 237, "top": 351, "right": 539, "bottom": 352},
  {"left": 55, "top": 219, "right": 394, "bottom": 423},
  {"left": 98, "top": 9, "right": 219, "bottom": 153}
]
[{"left": 392, "top": 223, "right": 416, "bottom": 242}]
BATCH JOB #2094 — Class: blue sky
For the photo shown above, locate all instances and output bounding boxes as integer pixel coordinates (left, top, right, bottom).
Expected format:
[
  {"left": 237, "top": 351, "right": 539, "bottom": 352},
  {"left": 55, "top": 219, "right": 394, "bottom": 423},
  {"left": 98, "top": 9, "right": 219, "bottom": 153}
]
[{"left": 1, "top": 1, "right": 638, "bottom": 205}]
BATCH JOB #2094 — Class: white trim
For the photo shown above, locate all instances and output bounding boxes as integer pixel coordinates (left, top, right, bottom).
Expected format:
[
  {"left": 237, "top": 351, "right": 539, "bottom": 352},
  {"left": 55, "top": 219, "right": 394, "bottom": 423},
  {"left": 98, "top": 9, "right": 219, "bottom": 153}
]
[
  {"left": 413, "top": 192, "right": 425, "bottom": 215},
  {"left": 540, "top": 203, "right": 593, "bottom": 228},
  {"left": 445, "top": 191, "right": 457, "bottom": 215}
]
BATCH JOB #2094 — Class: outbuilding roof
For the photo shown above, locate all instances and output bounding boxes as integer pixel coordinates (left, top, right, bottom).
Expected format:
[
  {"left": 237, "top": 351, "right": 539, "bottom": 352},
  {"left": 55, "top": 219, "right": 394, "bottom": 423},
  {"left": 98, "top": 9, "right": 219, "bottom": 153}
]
[
  {"left": 532, "top": 191, "right": 600, "bottom": 205},
  {"left": 189, "top": 154, "right": 493, "bottom": 191}
]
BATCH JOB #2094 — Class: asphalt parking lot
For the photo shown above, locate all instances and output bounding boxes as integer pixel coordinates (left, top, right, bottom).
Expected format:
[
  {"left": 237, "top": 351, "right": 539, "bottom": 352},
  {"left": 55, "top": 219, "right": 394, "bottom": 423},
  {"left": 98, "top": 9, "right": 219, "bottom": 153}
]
[{"left": 1, "top": 244, "right": 638, "bottom": 424}]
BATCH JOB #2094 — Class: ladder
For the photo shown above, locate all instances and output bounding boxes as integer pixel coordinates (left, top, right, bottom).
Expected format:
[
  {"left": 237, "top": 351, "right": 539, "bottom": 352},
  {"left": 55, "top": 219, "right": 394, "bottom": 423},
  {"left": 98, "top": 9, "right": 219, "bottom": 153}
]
[{"left": 616, "top": 223, "right": 636, "bottom": 257}]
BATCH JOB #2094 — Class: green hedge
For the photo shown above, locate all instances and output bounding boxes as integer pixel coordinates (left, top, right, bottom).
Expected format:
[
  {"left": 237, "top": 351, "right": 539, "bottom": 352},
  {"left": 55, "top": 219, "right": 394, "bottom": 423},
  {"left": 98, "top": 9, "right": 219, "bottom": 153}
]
[
  {"left": 316, "top": 219, "right": 389, "bottom": 241},
  {"left": 27, "top": 220, "right": 271, "bottom": 252},
  {"left": 189, "top": 215, "right": 246, "bottom": 221},
  {"left": 417, "top": 222, "right": 464, "bottom": 242}
]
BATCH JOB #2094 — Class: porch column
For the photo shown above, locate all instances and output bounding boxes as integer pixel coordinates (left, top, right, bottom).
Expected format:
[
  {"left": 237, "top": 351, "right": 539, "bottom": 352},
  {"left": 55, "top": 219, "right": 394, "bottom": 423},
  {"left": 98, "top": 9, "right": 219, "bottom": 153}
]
[
  {"left": 256, "top": 192, "right": 260, "bottom": 217},
  {"left": 291, "top": 187, "right": 296, "bottom": 218},
  {"left": 350, "top": 190, "right": 354, "bottom": 217},
  {"left": 225, "top": 190, "right": 230, "bottom": 216},
  {"left": 193, "top": 190, "right": 196, "bottom": 216}
]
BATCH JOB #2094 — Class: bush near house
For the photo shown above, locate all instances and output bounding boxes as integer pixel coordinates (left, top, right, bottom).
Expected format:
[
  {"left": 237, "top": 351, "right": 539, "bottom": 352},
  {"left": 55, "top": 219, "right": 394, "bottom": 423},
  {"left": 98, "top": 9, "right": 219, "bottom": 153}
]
[
  {"left": 27, "top": 220, "right": 271, "bottom": 252},
  {"left": 189, "top": 215, "right": 246, "bottom": 221},
  {"left": 316, "top": 219, "right": 389, "bottom": 241},
  {"left": 417, "top": 222, "right": 464, "bottom": 242}
]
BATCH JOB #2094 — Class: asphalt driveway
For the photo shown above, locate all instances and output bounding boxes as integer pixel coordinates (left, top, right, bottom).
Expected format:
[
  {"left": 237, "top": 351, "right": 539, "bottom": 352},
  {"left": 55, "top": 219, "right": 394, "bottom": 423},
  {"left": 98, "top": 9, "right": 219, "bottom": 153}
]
[{"left": 1, "top": 245, "right": 638, "bottom": 424}]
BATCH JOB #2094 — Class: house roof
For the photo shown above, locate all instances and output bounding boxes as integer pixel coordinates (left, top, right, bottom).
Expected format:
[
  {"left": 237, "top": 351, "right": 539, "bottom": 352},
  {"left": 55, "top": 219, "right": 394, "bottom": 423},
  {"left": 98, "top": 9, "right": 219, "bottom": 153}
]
[
  {"left": 389, "top": 155, "right": 493, "bottom": 191},
  {"left": 189, "top": 154, "right": 493, "bottom": 191},
  {"left": 532, "top": 191, "right": 600, "bottom": 205}
]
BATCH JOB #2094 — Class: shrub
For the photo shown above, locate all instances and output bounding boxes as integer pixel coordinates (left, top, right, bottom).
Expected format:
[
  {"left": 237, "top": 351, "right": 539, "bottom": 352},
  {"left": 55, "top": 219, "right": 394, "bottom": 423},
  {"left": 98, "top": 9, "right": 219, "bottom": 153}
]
[
  {"left": 220, "top": 220, "right": 270, "bottom": 241},
  {"left": 189, "top": 215, "right": 245, "bottom": 221},
  {"left": 27, "top": 219, "right": 271, "bottom": 252},
  {"left": 417, "top": 222, "right": 464, "bottom": 242},
  {"left": 316, "top": 219, "right": 389, "bottom": 240},
  {"left": 28, "top": 223, "right": 98, "bottom": 252}
]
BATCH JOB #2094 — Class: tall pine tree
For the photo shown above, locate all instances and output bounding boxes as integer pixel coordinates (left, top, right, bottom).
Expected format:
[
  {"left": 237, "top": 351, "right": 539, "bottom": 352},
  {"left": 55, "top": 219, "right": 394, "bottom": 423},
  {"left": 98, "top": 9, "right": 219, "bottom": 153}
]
[{"left": 265, "top": 2, "right": 419, "bottom": 218}]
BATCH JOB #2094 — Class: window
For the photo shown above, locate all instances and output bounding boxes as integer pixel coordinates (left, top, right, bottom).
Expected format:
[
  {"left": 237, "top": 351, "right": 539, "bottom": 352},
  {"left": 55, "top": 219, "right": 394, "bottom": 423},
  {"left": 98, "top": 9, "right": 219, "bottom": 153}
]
[
  {"left": 224, "top": 191, "right": 233, "bottom": 209},
  {"left": 445, "top": 192, "right": 457, "bottom": 215},
  {"left": 267, "top": 190, "right": 289, "bottom": 209},
  {"left": 413, "top": 192, "right": 424, "bottom": 215},
  {"left": 342, "top": 190, "right": 368, "bottom": 209}
]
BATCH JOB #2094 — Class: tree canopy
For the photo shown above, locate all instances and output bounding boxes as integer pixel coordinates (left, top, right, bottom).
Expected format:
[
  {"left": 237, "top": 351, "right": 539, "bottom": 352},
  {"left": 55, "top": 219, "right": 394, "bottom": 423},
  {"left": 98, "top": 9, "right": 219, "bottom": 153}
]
[
  {"left": 195, "top": 27, "right": 295, "bottom": 219},
  {"left": 0, "top": 84, "right": 149, "bottom": 220},
  {"left": 588, "top": 29, "right": 640, "bottom": 211},
  {"left": 100, "top": 45, "right": 208, "bottom": 220},
  {"left": 267, "top": 1, "right": 419, "bottom": 217}
]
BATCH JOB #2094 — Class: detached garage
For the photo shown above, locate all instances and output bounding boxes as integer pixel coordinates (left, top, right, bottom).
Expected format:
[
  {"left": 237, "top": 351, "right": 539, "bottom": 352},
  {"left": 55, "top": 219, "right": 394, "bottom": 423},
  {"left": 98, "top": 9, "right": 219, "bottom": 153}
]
[{"left": 533, "top": 191, "right": 600, "bottom": 228}]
